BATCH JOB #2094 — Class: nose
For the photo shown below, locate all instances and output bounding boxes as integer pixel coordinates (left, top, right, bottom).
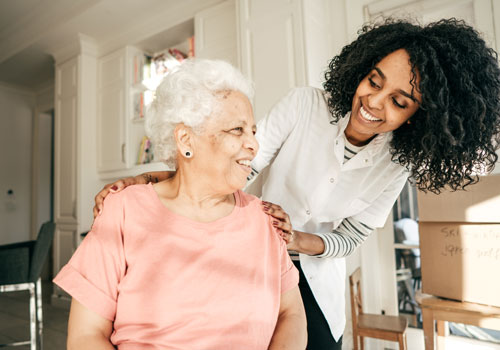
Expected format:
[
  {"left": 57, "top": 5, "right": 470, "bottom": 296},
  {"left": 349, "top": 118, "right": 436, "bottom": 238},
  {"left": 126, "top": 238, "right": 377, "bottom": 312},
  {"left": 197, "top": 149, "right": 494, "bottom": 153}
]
[
  {"left": 367, "top": 90, "right": 384, "bottom": 110},
  {"left": 245, "top": 132, "right": 259, "bottom": 156}
]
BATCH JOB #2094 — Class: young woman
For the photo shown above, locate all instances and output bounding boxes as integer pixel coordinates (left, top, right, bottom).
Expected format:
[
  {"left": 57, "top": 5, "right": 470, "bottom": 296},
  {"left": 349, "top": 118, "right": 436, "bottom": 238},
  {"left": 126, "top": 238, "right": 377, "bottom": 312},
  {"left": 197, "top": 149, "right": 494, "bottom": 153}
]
[{"left": 93, "top": 19, "right": 500, "bottom": 349}]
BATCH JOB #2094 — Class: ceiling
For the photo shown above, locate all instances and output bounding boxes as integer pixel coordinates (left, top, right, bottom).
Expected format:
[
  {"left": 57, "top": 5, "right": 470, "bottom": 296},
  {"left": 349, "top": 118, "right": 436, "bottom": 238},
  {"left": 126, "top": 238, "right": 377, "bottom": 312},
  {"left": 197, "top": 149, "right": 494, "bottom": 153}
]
[{"left": 0, "top": 0, "right": 203, "bottom": 91}]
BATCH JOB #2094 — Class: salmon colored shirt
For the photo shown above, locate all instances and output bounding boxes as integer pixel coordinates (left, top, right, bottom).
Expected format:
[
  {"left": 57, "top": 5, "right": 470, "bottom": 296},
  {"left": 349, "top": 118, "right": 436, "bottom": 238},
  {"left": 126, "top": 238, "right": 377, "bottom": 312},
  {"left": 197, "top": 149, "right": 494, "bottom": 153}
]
[{"left": 54, "top": 184, "right": 298, "bottom": 350}]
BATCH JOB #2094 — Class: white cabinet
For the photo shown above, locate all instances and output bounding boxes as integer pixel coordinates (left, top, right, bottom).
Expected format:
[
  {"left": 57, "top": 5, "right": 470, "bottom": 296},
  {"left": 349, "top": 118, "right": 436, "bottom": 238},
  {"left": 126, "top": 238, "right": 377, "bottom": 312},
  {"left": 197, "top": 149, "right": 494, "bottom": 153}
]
[
  {"left": 195, "top": 0, "right": 238, "bottom": 67},
  {"left": 53, "top": 58, "right": 78, "bottom": 300},
  {"left": 97, "top": 0, "right": 238, "bottom": 178},
  {"left": 237, "top": 0, "right": 333, "bottom": 120},
  {"left": 97, "top": 49, "right": 126, "bottom": 172}
]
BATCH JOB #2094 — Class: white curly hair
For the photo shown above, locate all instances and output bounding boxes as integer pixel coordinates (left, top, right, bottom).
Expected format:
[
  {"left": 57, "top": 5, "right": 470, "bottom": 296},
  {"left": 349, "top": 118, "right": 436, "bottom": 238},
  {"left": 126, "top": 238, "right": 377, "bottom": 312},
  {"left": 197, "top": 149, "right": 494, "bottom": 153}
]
[{"left": 145, "top": 58, "right": 254, "bottom": 168}]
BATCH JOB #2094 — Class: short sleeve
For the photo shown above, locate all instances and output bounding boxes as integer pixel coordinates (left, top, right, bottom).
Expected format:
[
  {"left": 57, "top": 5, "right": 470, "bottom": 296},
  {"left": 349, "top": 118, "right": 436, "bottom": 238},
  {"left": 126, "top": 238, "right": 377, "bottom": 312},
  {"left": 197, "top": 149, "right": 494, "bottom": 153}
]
[
  {"left": 278, "top": 234, "right": 299, "bottom": 294},
  {"left": 53, "top": 193, "right": 127, "bottom": 321},
  {"left": 352, "top": 170, "right": 409, "bottom": 228}
]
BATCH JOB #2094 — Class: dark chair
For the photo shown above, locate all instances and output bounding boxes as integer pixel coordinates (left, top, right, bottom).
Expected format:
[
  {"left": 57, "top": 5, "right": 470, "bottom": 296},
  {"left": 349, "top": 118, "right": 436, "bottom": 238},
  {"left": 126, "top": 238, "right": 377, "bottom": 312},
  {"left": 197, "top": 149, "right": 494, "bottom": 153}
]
[{"left": 0, "top": 221, "right": 55, "bottom": 350}]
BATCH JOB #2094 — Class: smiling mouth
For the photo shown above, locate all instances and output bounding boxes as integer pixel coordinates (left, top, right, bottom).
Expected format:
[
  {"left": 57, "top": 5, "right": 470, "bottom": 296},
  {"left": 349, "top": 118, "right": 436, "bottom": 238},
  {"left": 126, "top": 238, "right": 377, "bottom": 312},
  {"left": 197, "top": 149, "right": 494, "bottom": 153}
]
[
  {"left": 360, "top": 105, "right": 382, "bottom": 122},
  {"left": 236, "top": 159, "right": 252, "bottom": 173}
]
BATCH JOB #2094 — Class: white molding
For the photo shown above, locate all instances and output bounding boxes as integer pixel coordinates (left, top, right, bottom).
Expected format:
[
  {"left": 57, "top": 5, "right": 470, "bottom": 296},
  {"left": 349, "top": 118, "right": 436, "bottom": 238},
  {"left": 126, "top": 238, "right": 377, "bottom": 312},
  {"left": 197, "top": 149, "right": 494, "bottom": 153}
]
[
  {"left": 0, "top": 81, "right": 36, "bottom": 97},
  {"left": 96, "top": 0, "right": 223, "bottom": 58},
  {"left": 365, "top": 0, "right": 418, "bottom": 15},
  {"left": 79, "top": 34, "right": 99, "bottom": 57},
  {"left": 50, "top": 33, "right": 99, "bottom": 64}
]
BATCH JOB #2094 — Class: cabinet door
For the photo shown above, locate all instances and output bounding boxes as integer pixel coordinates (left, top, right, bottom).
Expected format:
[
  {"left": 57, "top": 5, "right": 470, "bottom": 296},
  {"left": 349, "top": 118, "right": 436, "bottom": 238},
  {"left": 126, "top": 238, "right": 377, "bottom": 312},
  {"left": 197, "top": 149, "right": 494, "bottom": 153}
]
[
  {"left": 53, "top": 58, "right": 79, "bottom": 302},
  {"left": 195, "top": 0, "right": 238, "bottom": 67},
  {"left": 97, "top": 50, "right": 127, "bottom": 172},
  {"left": 54, "top": 58, "right": 78, "bottom": 225},
  {"left": 237, "top": 0, "right": 306, "bottom": 120}
]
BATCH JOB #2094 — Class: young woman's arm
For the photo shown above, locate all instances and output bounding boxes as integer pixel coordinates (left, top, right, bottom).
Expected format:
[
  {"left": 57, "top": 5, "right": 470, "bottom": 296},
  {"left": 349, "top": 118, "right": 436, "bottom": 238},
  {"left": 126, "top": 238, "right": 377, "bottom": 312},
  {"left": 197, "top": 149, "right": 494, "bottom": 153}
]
[
  {"left": 268, "top": 286, "right": 307, "bottom": 350},
  {"left": 93, "top": 171, "right": 174, "bottom": 217},
  {"left": 67, "top": 299, "right": 115, "bottom": 350}
]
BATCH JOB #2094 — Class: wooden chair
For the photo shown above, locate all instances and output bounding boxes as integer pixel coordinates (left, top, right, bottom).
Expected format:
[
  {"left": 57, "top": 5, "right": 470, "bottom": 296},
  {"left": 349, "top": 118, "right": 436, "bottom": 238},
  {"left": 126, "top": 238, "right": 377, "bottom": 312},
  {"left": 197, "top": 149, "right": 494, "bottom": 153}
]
[{"left": 349, "top": 267, "right": 408, "bottom": 350}]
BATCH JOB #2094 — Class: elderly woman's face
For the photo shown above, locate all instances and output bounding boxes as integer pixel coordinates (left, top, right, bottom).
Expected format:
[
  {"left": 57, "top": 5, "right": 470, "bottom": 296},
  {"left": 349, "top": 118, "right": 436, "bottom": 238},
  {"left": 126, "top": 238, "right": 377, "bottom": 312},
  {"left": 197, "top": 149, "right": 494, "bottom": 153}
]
[
  {"left": 347, "top": 49, "right": 422, "bottom": 145},
  {"left": 192, "top": 90, "right": 258, "bottom": 192}
]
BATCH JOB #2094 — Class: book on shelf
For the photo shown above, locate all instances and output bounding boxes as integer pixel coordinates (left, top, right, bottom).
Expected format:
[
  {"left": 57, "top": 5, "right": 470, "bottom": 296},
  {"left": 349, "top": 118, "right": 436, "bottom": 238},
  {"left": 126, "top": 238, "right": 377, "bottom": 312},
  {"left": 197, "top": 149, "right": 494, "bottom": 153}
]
[
  {"left": 188, "top": 35, "right": 195, "bottom": 57},
  {"left": 137, "top": 40, "right": 192, "bottom": 91},
  {"left": 133, "top": 92, "right": 144, "bottom": 119},
  {"left": 137, "top": 136, "right": 154, "bottom": 164}
]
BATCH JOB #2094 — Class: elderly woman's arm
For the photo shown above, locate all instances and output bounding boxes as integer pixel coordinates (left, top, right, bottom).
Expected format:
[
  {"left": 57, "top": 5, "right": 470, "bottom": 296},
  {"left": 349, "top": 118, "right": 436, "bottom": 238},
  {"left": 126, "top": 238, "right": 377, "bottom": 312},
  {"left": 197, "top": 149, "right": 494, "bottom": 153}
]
[
  {"left": 67, "top": 299, "right": 115, "bottom": 350},
  {"left": 268, "top": 286, "right": 307, "bottom": 350}
]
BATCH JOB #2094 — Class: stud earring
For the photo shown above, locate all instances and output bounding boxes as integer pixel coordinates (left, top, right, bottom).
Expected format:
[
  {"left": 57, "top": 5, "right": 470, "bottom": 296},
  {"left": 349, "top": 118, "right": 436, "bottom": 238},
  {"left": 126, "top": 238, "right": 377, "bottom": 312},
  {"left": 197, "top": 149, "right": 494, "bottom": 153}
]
[
  {"left": 185, "top": 151, "right": 192, "bottom": 158},
  {"left": 407, "top": 120, "right": 411, "bottom": 125}
]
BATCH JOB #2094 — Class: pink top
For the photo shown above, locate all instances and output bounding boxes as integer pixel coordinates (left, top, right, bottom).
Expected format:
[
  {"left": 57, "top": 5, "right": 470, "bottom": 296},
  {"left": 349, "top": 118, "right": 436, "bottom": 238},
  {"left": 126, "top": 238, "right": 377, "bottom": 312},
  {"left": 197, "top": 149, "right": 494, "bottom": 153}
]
[{"left": 54, "top": 184, "right": 298, "bottom": 350}]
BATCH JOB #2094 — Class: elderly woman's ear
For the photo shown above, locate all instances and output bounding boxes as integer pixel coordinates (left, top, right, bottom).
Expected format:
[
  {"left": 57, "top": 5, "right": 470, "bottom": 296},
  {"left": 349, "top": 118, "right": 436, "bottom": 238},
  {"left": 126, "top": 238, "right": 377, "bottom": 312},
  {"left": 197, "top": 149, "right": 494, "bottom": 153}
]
[{"left": 174, "top": 123, "right": 195, "bottom": 159}]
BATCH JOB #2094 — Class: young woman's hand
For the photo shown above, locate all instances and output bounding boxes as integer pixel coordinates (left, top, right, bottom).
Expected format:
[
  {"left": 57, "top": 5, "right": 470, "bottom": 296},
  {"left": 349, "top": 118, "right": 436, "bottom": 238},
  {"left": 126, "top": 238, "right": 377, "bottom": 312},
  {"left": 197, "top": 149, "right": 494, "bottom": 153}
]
[
  {"left": 93, "top": 174, "right": 148, "bottom": 218},
  {"left": 262, "top": 201, "right": 300, "bottom": 251}
]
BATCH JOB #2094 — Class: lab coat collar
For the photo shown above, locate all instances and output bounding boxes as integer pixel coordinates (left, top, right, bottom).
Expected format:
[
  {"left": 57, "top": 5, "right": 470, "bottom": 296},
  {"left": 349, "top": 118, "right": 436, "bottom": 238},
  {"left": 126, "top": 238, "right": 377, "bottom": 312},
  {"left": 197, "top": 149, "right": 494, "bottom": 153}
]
[{"left": 333, "top": 112, "right": 392, "bottom": 170}]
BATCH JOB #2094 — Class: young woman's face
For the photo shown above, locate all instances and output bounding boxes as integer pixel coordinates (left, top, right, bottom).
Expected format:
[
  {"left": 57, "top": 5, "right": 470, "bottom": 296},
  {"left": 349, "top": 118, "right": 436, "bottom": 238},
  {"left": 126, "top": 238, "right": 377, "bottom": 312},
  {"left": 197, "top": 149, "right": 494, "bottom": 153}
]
[{"left": 346, "top": 49, "right": 422, "bottom": 146}]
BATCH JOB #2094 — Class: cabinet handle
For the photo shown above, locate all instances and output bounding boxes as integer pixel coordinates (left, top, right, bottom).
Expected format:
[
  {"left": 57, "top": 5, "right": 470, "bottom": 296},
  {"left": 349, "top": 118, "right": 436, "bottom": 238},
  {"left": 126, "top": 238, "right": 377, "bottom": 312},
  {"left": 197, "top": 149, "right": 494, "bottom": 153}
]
[{"left": 121, "top": 143, "right": 126, "bottom": 163}]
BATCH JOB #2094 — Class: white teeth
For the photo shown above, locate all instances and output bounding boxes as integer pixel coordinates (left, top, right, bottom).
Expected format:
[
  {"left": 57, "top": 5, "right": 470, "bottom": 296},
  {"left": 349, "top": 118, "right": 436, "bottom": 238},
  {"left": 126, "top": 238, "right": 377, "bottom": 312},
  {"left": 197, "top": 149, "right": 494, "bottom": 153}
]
[
  {"left": 360, "top": 106, "right": 381, "bottom": 121},
  {"left": 237, "top": 159, "right": 251, "bottom": 166}
]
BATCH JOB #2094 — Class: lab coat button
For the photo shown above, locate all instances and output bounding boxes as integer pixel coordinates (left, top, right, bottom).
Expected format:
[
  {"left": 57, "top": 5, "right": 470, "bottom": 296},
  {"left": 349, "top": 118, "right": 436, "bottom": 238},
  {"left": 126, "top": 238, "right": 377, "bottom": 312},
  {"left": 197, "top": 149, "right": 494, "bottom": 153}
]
[
  {"left": 329, "top": 177, "right": 334, "bottom": 183},
  {"left": 306, "top": 210, "right": 311, "bottom": 215},
  {"left": 364, "top": 159, "right": 369, "bottom": 163},
  {"left": 335, "top": 140, "right": 339, "bottom": 145}
]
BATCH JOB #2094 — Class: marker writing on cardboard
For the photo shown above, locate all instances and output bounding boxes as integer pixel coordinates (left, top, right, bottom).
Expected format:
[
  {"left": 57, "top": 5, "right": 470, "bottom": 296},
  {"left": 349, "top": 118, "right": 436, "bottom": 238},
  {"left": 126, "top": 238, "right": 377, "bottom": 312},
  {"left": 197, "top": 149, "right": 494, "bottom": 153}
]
[{"left": 441, "top": 244, "right": 500, "bottom": 260}]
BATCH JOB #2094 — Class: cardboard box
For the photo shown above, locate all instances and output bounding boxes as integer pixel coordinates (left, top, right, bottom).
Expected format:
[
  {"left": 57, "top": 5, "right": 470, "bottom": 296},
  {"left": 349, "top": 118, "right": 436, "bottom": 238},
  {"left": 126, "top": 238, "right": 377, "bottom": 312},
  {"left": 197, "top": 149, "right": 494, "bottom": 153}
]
[
  {"left": 419, "top": 222, "right": 500, "bottom": 307},
  {"left": 417, "top": 175, "right": 500, "bottom": 223}
]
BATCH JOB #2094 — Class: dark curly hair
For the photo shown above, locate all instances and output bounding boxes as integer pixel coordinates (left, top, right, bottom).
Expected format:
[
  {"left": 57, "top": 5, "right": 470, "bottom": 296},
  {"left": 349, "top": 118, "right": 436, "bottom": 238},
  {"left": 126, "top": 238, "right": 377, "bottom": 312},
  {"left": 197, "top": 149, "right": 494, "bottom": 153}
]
[{"left": 323, "top": 18, "right": 500, "bottom": 193}]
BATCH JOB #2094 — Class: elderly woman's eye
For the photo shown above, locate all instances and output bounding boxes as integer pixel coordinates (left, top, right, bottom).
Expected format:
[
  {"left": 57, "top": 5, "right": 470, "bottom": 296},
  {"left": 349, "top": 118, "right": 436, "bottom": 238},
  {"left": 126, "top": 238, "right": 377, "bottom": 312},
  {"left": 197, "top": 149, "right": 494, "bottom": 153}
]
[{"left": 230, "top": 127, "right": 244, "bottom": 134}]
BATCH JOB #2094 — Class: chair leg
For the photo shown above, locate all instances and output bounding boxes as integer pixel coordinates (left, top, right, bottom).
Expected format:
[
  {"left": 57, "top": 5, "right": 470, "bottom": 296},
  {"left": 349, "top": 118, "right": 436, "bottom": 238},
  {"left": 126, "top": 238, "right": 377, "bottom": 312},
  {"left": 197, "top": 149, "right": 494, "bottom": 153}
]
[
  {"left": 36, "top": 278, "right": 43, "bottom": 350},
  {"left": 352, "top": 330, "right": 358, "bottom": 350},
  {"left": 29, "top": 283, "right": 37, "bottom": 350},
  {"left": 398, "top": 333, "right": 406, "bottom": 350},
  {"left": 360, "top": 336, "right": 364, "bottom": 350}
]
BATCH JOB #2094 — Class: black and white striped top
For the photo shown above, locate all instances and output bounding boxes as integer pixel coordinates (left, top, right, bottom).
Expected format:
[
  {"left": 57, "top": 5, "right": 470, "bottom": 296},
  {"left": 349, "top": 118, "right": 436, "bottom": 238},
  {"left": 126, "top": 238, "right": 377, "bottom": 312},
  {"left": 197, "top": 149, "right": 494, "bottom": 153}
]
[{"left": 289, "top": 138, "right": 374, "bottom": 260}]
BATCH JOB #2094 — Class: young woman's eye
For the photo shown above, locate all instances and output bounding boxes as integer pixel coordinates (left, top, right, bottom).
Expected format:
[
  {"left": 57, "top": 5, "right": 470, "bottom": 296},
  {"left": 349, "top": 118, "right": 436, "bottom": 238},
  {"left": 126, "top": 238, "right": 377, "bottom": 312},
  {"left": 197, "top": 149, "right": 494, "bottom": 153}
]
[
  {"left": 392, "top": 97, "right": 407, "bottom": 109},
  {"left": 368, "top": 77, "right": 380, "bottom": 89}
]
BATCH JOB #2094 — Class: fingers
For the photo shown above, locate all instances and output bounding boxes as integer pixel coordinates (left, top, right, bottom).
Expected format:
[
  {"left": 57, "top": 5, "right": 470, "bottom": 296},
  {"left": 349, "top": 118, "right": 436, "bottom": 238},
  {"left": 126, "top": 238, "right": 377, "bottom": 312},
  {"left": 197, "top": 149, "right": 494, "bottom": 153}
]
[
  {"left": 93, "top": 187, "right": 110, "bottom": 218},
  {"left": 271, "top": 218, "right": 293, "bottom": 233},
  {"left": 279, "top": 230, "right": 295, "bottom": 244},
  {"left": 262, "top": 201, "right": 290, "bottom": 222},
  {"left": 93, "top": 177, "right": 145, "bottom": 218},
  {"left": 262, "top": 200, "right": 293, "bottom": 232}
]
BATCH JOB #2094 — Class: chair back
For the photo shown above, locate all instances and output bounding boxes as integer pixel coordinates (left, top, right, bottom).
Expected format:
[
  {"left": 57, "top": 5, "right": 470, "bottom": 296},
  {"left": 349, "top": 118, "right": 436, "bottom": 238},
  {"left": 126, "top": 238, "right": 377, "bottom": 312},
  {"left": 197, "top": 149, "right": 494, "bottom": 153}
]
[
  {"left": 28, "top": 221, "right": 56, "bottom": 282},
  {"left": 349, "top": 267, "right": 363, "bottom": 327}
]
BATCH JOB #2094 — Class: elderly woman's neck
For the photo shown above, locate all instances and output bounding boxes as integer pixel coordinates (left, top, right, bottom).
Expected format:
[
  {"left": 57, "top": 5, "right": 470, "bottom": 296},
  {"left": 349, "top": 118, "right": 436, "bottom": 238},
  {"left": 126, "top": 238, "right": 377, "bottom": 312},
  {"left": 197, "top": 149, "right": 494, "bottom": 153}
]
[{"left": 156, "top": 169, "right": 235, "bottom": 210}]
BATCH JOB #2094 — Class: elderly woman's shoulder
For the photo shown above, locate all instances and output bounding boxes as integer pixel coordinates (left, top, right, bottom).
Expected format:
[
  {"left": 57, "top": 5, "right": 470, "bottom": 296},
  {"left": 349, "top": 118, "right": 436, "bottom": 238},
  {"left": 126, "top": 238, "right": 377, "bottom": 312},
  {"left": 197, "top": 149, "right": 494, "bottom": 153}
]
[
  {"left": 103, "top": 184, "right": 154, "bottom": 206},
  {"left": 238, "top": 190, "right": 266, "bottom": 211}
]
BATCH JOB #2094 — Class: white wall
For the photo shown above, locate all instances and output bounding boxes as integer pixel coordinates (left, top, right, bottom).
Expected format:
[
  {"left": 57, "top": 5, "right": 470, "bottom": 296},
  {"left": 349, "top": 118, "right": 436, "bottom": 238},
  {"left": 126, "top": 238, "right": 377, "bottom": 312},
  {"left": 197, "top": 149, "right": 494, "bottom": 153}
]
[{"left": 0, "top": 85, "right": 35, "bottom": 244}]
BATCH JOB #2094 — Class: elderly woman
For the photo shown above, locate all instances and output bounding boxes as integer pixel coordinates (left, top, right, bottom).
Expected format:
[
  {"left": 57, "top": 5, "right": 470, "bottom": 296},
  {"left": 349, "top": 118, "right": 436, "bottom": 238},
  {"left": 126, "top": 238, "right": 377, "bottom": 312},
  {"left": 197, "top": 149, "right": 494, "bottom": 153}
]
[{"left": 54, "top": 59, "right": 307, "bottom": 350}]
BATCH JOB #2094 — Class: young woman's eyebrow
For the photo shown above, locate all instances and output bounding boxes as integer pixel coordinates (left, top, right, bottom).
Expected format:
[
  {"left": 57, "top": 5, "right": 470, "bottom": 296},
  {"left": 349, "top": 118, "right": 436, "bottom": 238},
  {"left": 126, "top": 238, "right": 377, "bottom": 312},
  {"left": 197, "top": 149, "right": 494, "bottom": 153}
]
[{"left": 374, "top": 66, "right": 419, "bottom": 103}]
